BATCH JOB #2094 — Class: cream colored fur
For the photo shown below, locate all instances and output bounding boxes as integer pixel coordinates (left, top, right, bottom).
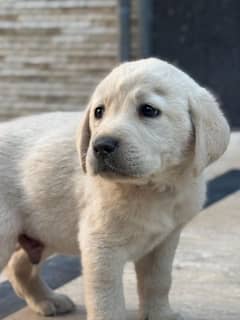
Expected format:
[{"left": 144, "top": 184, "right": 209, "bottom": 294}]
[{"left": 1, "top": 58, "right": 230, "bottom": 320}]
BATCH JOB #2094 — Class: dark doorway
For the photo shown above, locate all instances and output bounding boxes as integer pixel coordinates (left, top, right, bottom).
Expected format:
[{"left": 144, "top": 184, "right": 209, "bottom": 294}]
[{"left": 147, "top": 0, "right": 240, "bottom": 128}]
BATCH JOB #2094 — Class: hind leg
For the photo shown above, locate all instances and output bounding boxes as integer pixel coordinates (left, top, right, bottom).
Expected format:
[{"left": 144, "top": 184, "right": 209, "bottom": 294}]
[
  {"left": 0, "top": 239, "right": 16, "bottom": 273},
  {"left": 6, "top": 247, "right": 75, "bottom": 316},
  {"left": 0, "top": 211, "right": 19, "bottom": 272}
]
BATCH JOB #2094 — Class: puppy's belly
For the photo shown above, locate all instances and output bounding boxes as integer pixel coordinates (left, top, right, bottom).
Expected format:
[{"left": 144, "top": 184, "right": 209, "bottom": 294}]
[
  {"left": 25, "top": 229, "right": 80, "bottom": 256},
  {"left": 22, "top": 210, "right": 80, "bottom": 256},
  {"left": 48, "top": 237, "right": 80, "bottom": 256}
]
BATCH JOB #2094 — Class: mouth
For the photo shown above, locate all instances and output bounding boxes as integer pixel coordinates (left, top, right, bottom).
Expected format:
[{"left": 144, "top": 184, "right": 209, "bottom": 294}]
[
  {"left": 98, "top": 159, "right": 129, "bottom": 177},
  {"left": 94, "top": 158, "right": 142, "bottom": 179}
]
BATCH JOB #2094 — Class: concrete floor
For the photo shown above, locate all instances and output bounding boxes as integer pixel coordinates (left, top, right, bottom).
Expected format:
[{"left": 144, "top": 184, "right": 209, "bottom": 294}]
[{"left": 2, "top": 133, "right": 240, "bottom": 320}]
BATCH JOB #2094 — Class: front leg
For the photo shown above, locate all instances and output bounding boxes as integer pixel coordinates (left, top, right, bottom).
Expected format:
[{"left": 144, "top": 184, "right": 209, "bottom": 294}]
[
  {"left": 81, "top": 235, "right": 126, "bottom": 320},
  {"left": 135, "top": 229, "right": 183, "bottom": 320}
]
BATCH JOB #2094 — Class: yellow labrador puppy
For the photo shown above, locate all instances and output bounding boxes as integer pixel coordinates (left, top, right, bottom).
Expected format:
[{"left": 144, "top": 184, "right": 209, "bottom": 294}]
[{"left": 1, "top": 58, "right": 229, "bottom": 320}]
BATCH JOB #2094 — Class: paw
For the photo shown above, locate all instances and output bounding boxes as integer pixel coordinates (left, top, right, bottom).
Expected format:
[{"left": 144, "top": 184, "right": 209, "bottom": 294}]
[{"left": 27, "top": 293, "right": 75, "bottom": 316}]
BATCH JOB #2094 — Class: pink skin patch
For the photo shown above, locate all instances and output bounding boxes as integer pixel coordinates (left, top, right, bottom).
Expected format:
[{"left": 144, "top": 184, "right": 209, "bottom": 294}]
[{"left": 18, "top": 234, "right": 44, "bottom": 265}]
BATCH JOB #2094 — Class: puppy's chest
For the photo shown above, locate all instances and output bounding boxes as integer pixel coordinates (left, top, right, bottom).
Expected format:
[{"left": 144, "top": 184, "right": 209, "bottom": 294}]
[
  {"left": 123, "top": 196, "right": 176, "bottom": 261},
  {"left": 88, "top": 186, "right": 178, "bottom": 261}
]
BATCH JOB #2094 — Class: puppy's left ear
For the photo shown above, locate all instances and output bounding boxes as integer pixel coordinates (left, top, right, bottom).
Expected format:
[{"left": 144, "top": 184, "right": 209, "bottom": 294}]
[
  {"left": 190, "top": 88, "right": 230, "bottom": 176},
  {"left": 76, "top": 108, "right": 91, "bottom": 173}
]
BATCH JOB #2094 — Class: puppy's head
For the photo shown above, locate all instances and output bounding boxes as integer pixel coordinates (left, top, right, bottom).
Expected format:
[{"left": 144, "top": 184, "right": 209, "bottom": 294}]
[{"left": 77, "top": 58, "right": 230, "bottom": 183}]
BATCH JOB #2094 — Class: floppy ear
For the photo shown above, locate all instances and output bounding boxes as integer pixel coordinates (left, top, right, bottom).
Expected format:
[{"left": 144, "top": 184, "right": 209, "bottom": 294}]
[
  {"left": 76, "top": 108, "right": 91, "bottom": 173},
  {"left": 189, "top": 88, "right": 230, "bottom": 176}
]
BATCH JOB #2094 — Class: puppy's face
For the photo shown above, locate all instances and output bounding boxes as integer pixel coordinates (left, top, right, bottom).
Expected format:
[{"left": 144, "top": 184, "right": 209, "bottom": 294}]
[{"left": 79, "top": 58, "right": 230, "bottom": 183}]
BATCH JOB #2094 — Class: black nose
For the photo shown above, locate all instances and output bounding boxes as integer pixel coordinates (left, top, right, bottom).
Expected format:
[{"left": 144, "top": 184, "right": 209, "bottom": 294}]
[{"left": 93, "top": 136, "right": 119, "bottom": 157}]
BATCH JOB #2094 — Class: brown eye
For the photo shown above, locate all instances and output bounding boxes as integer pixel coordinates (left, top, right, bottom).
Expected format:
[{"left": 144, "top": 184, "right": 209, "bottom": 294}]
[
  {"left": 94, "top": 105, "right": 105, "bottom": 119},
  {"left": 138, "top": 104, "right": 161, "bottom": 118}
]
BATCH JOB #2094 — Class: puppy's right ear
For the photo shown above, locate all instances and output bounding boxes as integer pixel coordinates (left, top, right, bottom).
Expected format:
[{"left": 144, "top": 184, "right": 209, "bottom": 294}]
[{"left": 77, "top": 108, "right": 91, "bottom": 173}]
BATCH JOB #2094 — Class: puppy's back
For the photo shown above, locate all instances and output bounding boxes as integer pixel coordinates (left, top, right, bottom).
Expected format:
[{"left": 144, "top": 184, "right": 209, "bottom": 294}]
[{"left": 0, "top": 112, "right": 83, "bottom": 207}]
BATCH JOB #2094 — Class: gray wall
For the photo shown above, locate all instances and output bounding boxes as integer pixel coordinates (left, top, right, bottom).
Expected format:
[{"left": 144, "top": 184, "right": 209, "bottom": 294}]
[{"left": 0, "top": 0, "right": 118, "bottom": 121}]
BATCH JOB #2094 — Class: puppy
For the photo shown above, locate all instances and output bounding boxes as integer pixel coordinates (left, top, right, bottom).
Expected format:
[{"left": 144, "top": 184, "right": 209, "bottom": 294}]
[{"left": 1, "top": 58, "right": 229, "bottom": 320}]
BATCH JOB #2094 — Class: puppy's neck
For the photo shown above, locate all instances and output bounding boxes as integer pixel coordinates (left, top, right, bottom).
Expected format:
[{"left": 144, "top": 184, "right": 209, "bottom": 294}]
[
  {"left": 85, "top": 160, "right": 196, "bottom": 198},
  {"left": 147, "top": 160, "right": 196, "bottom": 194},
  {"left": 147, "top": 181, "right": 175, "bottom": 194}
]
